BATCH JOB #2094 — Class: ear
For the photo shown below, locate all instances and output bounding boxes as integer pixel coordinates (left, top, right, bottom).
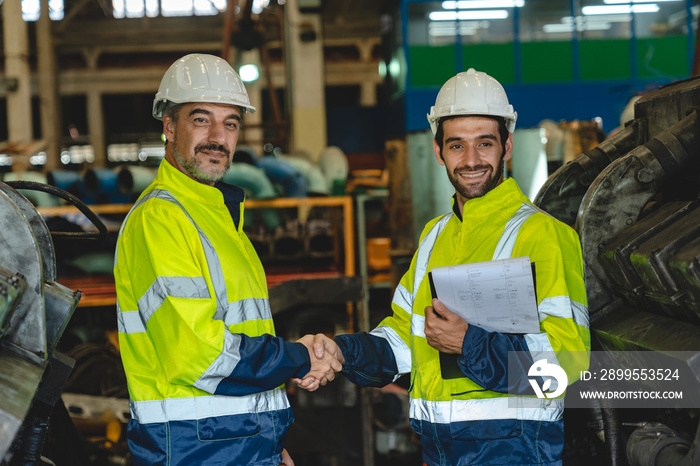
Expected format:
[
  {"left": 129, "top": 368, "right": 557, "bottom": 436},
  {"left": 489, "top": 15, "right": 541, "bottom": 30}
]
[
  {"left": 503, "top": 133, "right": 513, "bottom": 162},
  {"left": 163, "top": 114, "right": 175, "bottom": 144},
  {"left": 433, "top": 138, "right": 445, "bottom": 166}
]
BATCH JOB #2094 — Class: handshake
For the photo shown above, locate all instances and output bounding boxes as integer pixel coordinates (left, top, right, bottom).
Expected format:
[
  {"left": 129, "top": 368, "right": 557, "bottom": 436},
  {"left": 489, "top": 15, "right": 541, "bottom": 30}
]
[{"left": 293, "top": 334, "right": 345, "bottom": 392}]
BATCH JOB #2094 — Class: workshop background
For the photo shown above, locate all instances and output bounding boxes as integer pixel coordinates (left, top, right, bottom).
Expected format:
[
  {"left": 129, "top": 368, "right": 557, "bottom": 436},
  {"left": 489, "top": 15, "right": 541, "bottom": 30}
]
[{"left": 2, "top": 0, "right": 700, "bottom": 465}]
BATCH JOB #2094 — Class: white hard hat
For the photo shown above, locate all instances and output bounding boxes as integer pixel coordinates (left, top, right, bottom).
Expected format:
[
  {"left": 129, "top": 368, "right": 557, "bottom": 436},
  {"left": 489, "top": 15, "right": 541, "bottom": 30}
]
[
  {"left": 152, "top": 53, "right": 256, "bottom": 120},
  {"left": 427, "top": 68, "right": 516, "bottom": 135}
]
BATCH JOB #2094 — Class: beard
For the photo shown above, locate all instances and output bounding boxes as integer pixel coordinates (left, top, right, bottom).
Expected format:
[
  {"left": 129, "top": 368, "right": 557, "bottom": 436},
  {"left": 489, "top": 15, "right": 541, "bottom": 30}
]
[
  {"left": 446, "top": 154, "right": 505, "bottom": 200},
  {"left": 172, "top": 134, "right": 232, "bottom": 184}
]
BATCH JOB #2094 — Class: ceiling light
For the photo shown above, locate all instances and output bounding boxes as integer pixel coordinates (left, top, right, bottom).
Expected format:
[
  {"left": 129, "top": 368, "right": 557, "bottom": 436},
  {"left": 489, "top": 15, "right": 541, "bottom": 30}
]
[
  {"left": 429, "top": 20, "right": 489, "bottom": 29},
  {"left": 428, "top": 22, "right": 484, "bottom": 35},
  {"left": 563, "top": 14, "right": 632, "bottom": 23},
  {"left": 429, "top": 10, "right": 509, "bottom": 21},
  {"left": 543, "top": 22, "right": 612, "bottom": 33},
  {"left": 604, "top": 0, "right": 679, "bottom": 3},
  {"left": 239, "top": 64, "right": 260, "bottom": 82},
  {"left": 378, "top": 61, "right": 387, "bottom": 78},
  {"left": 582, "top": 4, "right": 660, "bottom": 15},
  {"left": 429, "top": 27, "right": 479, "bottom": 36},
  {"left": 441, "top": 0, "right": 524, "bottom": 9}
]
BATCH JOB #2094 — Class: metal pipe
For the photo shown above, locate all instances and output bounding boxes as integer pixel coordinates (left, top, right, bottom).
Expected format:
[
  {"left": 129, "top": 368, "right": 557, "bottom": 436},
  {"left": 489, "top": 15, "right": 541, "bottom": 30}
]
[
  {"left": 627, "top": 421, "right": 700, "bottom": 466},
  {"left": 602, "top": 407, "right": 623, "bottom": 466}
]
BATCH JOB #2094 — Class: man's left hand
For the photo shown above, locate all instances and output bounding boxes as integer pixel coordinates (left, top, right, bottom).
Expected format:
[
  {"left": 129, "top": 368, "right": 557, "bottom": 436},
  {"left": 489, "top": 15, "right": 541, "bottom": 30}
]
[
  {"left": 294, "top": 334, "right": 343, "bottom": 391},
  {"left": 424, "top": 298, "right": 469, "bottom": 353}
]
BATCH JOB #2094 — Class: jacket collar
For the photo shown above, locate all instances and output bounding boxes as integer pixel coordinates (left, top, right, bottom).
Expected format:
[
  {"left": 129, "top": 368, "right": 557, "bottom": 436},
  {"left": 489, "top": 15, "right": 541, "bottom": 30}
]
[
  {"left": 157, "top": 159, "right": 246, "bottom": 229},
  {"left": 452, "top": 178, "right": 527, "bottom": 221},
  {"left": 158, "top": 158, "right": 244, "bottom": 205}
]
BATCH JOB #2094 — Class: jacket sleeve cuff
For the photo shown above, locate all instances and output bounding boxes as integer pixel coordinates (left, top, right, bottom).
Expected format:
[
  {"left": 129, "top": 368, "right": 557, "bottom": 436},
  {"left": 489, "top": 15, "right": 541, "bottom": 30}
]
[
  {"left": 332, "top": 333, "right": 399, "bottom": 387},
  {"left": 289, "top": 341, "right": 312, "bottom": 378},
  {"left": 460, "top": 323, "right": 488, "bottom": 363},
  {"left": 457, "top": 324, "right": 533, "bottom": 393}
]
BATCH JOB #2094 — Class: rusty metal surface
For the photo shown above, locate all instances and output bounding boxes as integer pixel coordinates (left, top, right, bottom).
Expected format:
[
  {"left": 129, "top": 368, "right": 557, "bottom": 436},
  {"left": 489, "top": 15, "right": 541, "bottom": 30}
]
[
  {"left": 43, "top": 281, "right": 81, "bottom": 351},
  {"left": 0, "top": 182, "right": 56, "bottom": 281},
  {"left": 629, "top": 205, "right": 700, "bottom": 321},
  {"left": 635, "top": 75, "right": 700, "bottom": 141},
  {"left": 575, "top": 111, "right": 700, "bottom": 314},
  {"left": 599, "top": 201, "right": 694, "bottom": 311},
  {"left": 0, "top": 186, "right": 47, "bottom": 362},
  {"left": 0, "top": 347, "right": 44, "bottom": 457},
  {"left": 671, "top": 236, "right": 700, "bottom": 310},
  {"left": 0, "top": 266, "right": 26, "bottom": 339},
  {"left": 0, "top": 181, "right": 84, "bottom": 461},
  {"left": 536, "top": 76, "right": 700, "bottom": 464}
]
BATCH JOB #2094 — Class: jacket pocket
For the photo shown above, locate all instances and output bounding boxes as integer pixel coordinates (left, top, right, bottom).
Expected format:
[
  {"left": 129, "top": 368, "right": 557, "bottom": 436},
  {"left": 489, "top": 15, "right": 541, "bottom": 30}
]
[
  {"left": 195, "top": 395, "right": 262, "bottom": 441},
  {"left": 410, "top": 418, "right": 423, "bottom": 436},
  {"left": 197, "top": 412, "right": 261, "bottom": 441},
  {"left": 449, "top": 418, "right": 522, "bottom": 440}
]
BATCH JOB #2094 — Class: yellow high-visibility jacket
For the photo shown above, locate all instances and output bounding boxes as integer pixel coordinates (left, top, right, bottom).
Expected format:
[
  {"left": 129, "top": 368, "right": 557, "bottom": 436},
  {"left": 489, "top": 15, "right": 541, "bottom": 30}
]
[
  {"left": 336, "top": 178, "right": 590, "bottom": 466},
  {"left": 115, "top": 159, "right": 310, "bottom": 466}
]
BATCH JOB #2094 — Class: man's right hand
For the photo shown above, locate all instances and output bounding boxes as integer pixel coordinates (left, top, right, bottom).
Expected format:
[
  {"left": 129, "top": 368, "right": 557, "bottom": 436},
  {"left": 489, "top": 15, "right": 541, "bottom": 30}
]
[{"left": 294, "top": 334, "right": 344, "bottom": 391}]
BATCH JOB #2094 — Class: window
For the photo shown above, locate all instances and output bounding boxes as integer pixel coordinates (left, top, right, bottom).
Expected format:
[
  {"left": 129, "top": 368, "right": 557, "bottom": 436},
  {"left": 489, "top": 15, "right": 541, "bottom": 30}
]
[
  {"left": 20, "top": 0, "right": 277, "bottom": 20},
  {"left": 21, "top": 0, "right": 64, "bottom": 21}
]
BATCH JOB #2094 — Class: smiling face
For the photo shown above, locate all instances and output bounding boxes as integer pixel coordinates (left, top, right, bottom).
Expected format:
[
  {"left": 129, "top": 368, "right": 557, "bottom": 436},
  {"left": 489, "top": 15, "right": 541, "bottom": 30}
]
[
  {"left": 163, "top": 102, "right": 242, "bottom": 185},
  {"left": 433, "top": 116, "right": 513, "bottom": 213}
]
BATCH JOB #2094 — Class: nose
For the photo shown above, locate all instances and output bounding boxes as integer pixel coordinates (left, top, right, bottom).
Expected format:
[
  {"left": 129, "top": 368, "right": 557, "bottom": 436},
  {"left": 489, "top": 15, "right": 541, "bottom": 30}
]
[
  {"left": 463, "top": 145, "right": 480, "bottom": 167},
  {"left": 208, "top": 121, "right": 227, "bottom": 145}
]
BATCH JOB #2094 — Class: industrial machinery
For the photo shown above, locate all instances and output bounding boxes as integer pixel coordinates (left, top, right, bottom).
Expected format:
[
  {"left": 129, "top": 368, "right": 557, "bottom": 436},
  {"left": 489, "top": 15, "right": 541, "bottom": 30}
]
[
  {"left": 0, "top": 180, "right": 106, "bottom": 465},
  {"left": 536, "top": 75, "right": 700, "bottom": 465}
]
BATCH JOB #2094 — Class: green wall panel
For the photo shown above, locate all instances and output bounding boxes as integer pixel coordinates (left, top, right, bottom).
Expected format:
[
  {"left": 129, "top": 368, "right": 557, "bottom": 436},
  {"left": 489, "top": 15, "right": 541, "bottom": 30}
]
[
  {"left": 521, "top": 41, "right": 573, "bottom": 83},
  {"left": 409, "top": 45, "right": 457, "bottom": 87},
  {"left": 636, "top": 36, "right": 688, "bottom": 78},
  {"left": 580, "top": 39, "right": 631, "bottom": 81},
  {"left": 408, "top": 36, "right": 688, "bottom": 87},
  {"left": 461, "top": 43, "right": 516, "bottom": 84}
]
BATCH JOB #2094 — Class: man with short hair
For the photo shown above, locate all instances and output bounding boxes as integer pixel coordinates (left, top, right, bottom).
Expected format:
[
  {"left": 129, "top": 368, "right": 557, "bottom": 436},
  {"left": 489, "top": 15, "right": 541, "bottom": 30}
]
[
  {"left": 301, "top": 68, "right": 591, "bottom": 465},
  {"left": 115, "top": 53, "right": 339, "bottom": 466}
]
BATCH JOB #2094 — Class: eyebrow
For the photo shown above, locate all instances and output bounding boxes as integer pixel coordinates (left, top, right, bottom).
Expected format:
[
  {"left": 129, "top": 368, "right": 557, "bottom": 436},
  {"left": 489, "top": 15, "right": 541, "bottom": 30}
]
[
  {"left": 188, "top": 108, "right": 241, "bottom": 121},
  {"left": 445, "top": 133, "right": 498, "bottom": 144}
]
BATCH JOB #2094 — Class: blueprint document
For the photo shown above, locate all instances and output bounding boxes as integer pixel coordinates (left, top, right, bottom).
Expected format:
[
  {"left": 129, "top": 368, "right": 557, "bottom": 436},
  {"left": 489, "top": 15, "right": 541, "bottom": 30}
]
[{"left": 430, "top": 256, "right": 540, "bottom": 334}]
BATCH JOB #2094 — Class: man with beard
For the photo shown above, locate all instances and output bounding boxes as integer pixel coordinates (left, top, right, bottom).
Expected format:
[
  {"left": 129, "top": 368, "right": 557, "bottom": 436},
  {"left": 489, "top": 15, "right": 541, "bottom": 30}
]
[
  {"left": 299, "top": 69, "right": 590, "bottom": 465},
  {"left": 114, "top": 54, "right": 340, "bottom": 466}
]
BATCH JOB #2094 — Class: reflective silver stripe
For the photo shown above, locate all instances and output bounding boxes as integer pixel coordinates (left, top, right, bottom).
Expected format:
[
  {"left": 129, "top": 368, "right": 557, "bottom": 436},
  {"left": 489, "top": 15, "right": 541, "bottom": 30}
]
[
  {"left": 409, "top": 396, "right": 563, "bottom": 424},
  {"left": 413, "top": 214, "right": 453, "bottom": 298},
  {"left": 402, "top": 214, "right": 453, "bottom": 347},
  {"left": 391, "top": 284, "right": 413, "bottom": 317},
  {"left": 572, "top": 301, "right": 590, "bottom": 329},
  {"left": 411, "top": 314, "right": 426, "bottom": 339},
  {"left": 537, "top": 296, "right": 589, "bottom": 331},
  {"left": 130, "top": 387, "right": 289, "bottom": 424},
  {"left": 195, "top": 331, "right": 242, "bottom": 393},
  {"left": 225, "top": 298, "right": 272, "bottom": 326},
  {"left": 492, "top": 203, "right": 542, "bottom": 261},
  {"left": 139, "top": 276, "right": 210, "bottom": 324},
  {"left": 524, "top": 328, "right": 565, "bottom": 389},
  {"left": 524, "top": 332, "right": 555, "bottom": 355},
  {"left": 119, "top": 310, "right": 146, "bottom": 334},
  {"left": 538, "top": 296, "right": 574, "bottom": 321},
  {"left": 370, "top": 326, "right": 412, "bottom": 375}
]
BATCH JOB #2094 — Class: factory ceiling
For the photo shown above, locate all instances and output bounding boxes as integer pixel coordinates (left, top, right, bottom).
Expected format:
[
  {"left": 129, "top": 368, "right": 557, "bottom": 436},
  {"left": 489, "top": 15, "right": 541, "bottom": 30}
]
[{"left": 0, "top": 0, "right": 395, "bottom": 70}]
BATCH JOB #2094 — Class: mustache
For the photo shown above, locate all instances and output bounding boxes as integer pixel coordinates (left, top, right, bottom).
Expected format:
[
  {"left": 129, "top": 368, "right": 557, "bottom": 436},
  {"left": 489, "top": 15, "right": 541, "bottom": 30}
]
[
  {"left": 454, "top": 164, "right": 491, "bottom": 174},
  {"left": 195, "top": 143, "right": 231, "bottom": 157}
]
